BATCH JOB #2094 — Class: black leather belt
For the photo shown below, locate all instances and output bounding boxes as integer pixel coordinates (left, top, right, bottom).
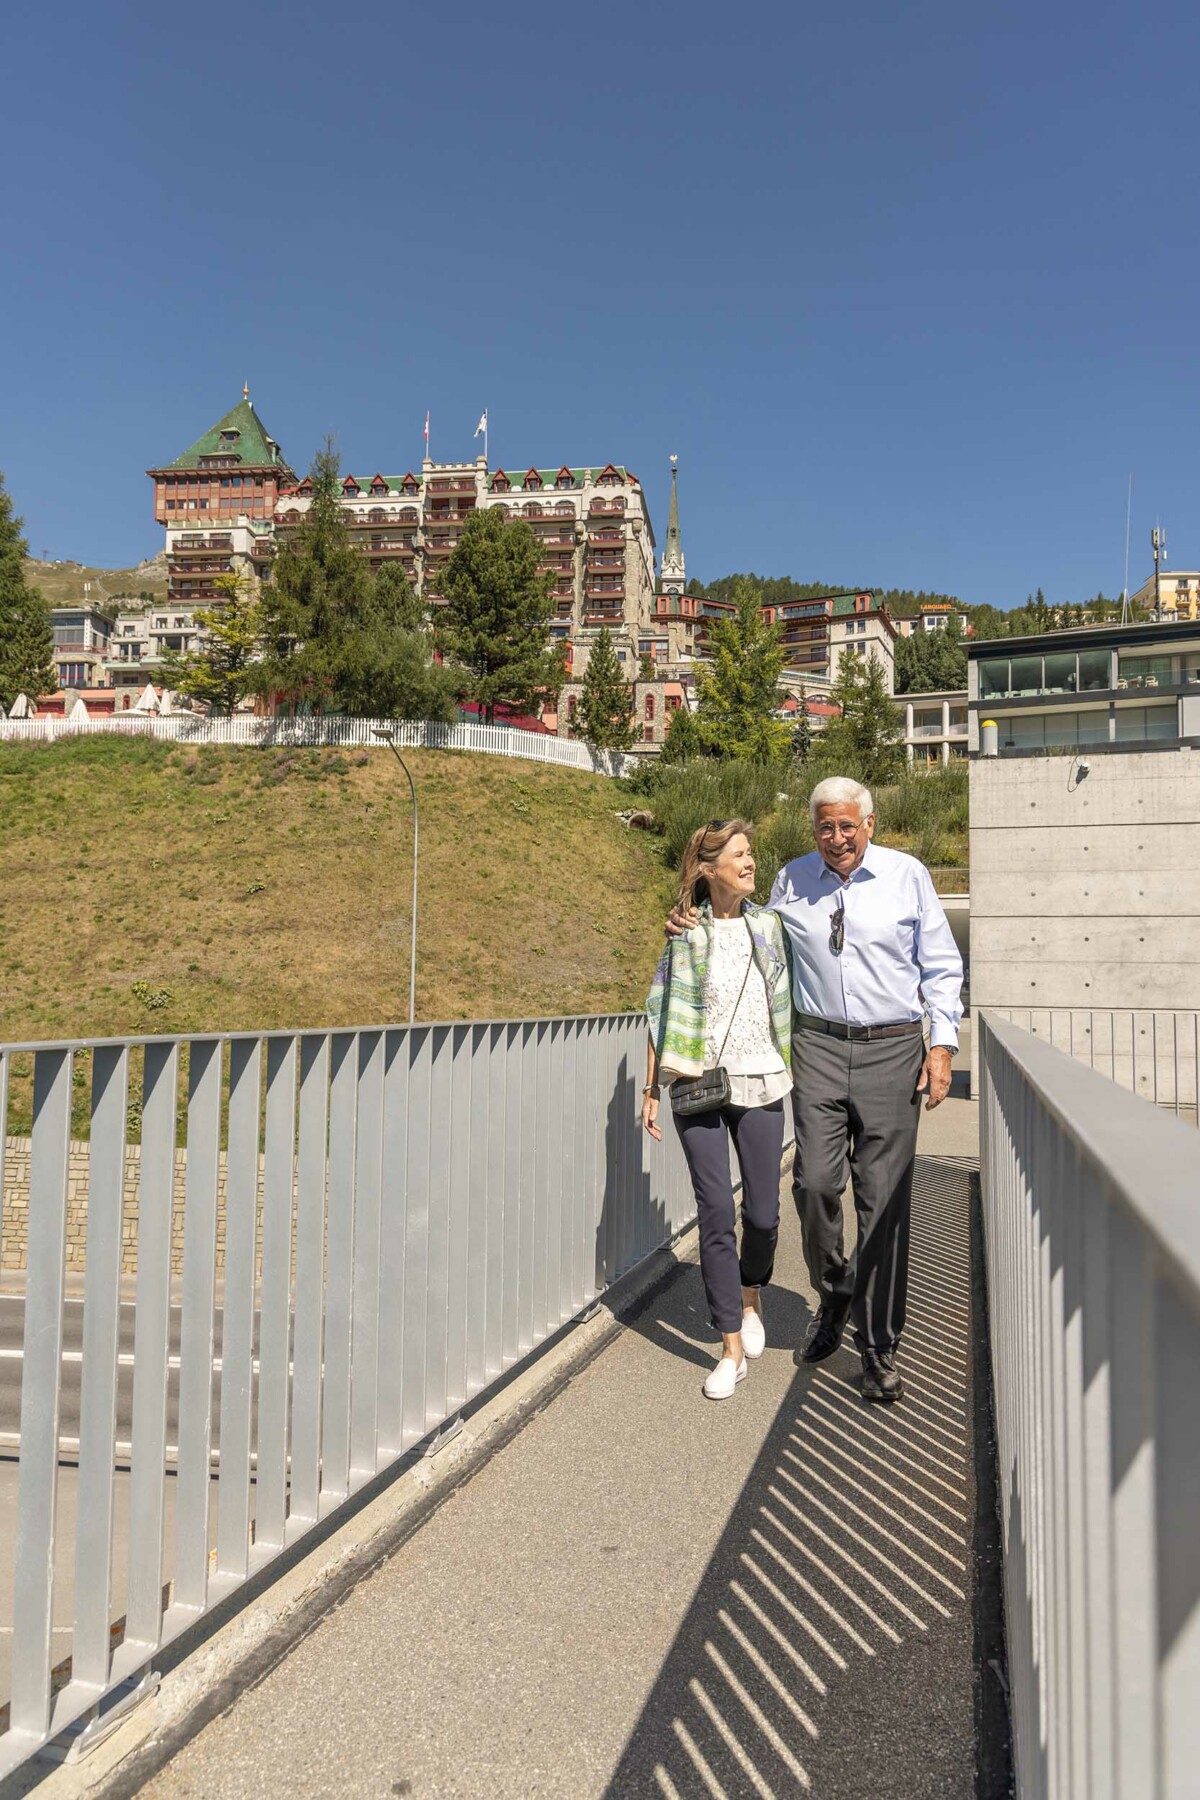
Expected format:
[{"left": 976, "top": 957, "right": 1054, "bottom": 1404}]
[{"left": 794, "top": 1013, "right": 924, "bottom": 1043}]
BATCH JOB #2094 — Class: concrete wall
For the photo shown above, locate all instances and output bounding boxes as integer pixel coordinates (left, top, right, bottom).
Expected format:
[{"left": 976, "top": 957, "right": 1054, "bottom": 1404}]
[{"left": 968, "top": 747, "right": 1200, "bottom": 1098}]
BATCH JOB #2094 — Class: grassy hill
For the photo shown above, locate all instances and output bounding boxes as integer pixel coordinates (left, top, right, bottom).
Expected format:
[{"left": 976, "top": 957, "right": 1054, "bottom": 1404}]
[
  {"left": 0, "top": 739, "right": 675, "bottom": 1056},
  {"left": 23, "top": 555, "right": 168, "bottom": 611}
]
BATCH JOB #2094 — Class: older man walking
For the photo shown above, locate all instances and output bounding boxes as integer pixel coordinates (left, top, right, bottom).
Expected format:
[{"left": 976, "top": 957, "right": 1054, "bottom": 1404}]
[{"left": 773, "top": 776, "right": 962, "bottom": 1402}]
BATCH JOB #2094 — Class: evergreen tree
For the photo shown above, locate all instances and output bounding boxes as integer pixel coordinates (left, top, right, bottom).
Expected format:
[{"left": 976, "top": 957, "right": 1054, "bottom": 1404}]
[
  {"left": 695, "top": 577, "right": 790, "bottom": 762},
  {"left": 791, "top": 688, "right": 813, "bottom": 764},
  {"left": 161, "top": 573, "right": 265, "bottom": 714},
  {"left": 373, "top": 560, "right": 425, "bottom": 632},
  {"left": 638, "top": 651, "right": 655, "bottom": 680},
  {"left": 894, "top": 616, "right": 967, "bottom": 693},
  {"left": 254, "top": 443, "right": 452, "bottom": 716},
  {"left": 660, "top": 700, "right": 705, "bottom": 763},
  {"left": 819, "top": 651, "right": 903, "bottom": 787},
  {"left": 575, "top": 628, "right": 635, "bottom": 751},
  {"left": 435, "top": 506, "right": 562, "bottom": 723},
  {"left": 0, "top": 472, "right": 55, "bottom": 710}
]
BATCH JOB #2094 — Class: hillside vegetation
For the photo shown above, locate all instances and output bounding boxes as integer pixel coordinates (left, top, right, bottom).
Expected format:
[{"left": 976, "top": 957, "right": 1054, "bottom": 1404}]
[
  {"left": 0, "top": 738, "right": 675, "bottom": 1054},
  {"left": 22, "top": 555, "right": 168, "bottom": 611}
]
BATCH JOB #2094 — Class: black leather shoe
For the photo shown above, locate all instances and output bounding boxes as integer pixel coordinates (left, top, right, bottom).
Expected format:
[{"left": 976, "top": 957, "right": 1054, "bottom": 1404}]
[
  {"left": 798, "top": 1301, "right": 851, "bottom": 1365},
  {"left": 861, "top": 1348, "right": 904, "bottom": 1403}
]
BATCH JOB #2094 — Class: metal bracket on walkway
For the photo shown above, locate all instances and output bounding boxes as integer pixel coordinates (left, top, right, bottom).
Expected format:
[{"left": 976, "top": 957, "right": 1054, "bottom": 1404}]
[
  {"left": 578, "top": 1302, "right": 604, "bottom": 1323},
  {"left": 40, "top": 1672, "right": 161, "bottom": 1765},
  {"left": 426, "top": 1414, "right": 464, "bottom": 1458}
]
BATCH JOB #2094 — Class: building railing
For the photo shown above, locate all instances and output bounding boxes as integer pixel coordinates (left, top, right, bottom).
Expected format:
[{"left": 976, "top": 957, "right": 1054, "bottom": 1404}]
[
  {"left": 0, "top": 713, "right": 631, "bottom": 776},
  {"left": 978, "top": 1008, "right": 1198, "bottom": 1124},
  {"left": 0, "top": 1008, "right": 772, "bottom": 1773},
  {"left": 978, "top": 1014, "right": 1200, "bottom": 1798}
]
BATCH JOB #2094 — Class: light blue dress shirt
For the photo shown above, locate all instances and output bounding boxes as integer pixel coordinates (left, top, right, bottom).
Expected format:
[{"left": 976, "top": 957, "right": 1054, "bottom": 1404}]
[{"left": 768, "top": 841, "right": 964, "bottom": 1049}]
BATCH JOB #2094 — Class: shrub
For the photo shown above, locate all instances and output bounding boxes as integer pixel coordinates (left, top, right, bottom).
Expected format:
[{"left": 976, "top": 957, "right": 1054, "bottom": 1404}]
[{"left": 649, "top": 762, "right": 785, "bottom": 866}]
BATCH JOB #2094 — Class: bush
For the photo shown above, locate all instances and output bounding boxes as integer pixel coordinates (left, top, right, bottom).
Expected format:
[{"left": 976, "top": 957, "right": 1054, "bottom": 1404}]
[
  {"left": 751, "top": 803, "right": 815, "bottom": 900},
  {"left": 649, "top": 762, "right": 785, "bottom": 866}
]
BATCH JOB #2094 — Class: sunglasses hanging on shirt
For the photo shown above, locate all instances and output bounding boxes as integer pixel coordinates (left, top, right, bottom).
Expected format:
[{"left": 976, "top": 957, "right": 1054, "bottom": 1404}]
[{"left": 829, "top": 898, "right": 845, "bottom": 957}]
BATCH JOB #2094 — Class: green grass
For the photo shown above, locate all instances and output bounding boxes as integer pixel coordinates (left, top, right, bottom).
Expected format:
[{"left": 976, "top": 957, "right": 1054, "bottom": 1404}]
[{"left": 0, "top": 737, "right": 678, "bottom": 1130}]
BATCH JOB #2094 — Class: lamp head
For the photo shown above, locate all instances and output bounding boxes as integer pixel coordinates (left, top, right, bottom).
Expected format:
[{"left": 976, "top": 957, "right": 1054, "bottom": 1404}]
[{"left": 372, "top": 727, "right": 396, "bottom": 742}]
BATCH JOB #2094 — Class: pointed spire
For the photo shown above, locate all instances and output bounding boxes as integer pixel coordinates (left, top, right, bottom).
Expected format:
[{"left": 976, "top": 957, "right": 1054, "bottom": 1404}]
[
  {"left": 243, "top": 380, "right": 250, "bottom": 400},
  {"left": 666, "top": 454, "right": 681, "bottom": 562},
  {"left": 661, "top": 453, "right": 686, "bottom": 591}
]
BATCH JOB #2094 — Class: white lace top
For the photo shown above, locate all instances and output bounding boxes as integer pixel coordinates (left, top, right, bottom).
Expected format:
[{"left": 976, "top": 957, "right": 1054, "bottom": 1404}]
[{"left": 701, "top": 918, "right": 790, "bottom": 1107}]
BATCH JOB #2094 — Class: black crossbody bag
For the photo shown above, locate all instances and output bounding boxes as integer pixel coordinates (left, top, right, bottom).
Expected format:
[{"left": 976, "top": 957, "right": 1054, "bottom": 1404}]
[{"left": 669, "top": 918, "right": 756, "bottom": 1117}]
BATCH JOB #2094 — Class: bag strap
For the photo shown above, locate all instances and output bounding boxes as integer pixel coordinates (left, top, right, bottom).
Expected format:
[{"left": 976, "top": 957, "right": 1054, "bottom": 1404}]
[{"left": 712, "top": 915, "right": 756, "bottom": 1067}]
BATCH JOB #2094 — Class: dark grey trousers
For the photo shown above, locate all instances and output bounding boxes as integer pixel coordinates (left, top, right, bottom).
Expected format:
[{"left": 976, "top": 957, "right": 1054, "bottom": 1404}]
[
  {"left": 674, "top": 1101, "right": 785, "bottom": 1334},
  {"left": 790, "top": 1027, "right": 923, "bottom": 1352}
]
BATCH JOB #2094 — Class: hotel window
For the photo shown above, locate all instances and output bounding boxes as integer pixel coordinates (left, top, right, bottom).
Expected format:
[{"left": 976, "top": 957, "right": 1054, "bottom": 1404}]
[
  {"left": 645, "top": 694, "right": 655, "bottom": 720},
  {"left": 643, "top": 726, "right": 655, "bottom": 743}
]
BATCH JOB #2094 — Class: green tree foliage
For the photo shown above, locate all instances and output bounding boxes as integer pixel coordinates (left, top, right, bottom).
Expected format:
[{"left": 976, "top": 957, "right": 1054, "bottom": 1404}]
[
  {"left": 161, "top": 573, "right": 265, "bottom": 715},
  {"left": 575, "top": 628, "right": 635, "bottom": 751},
  {"left": 817, "top": 650, "right": 904, "bottom": 787},
  {"left": 695, "top": 577, "right": 791, "bottom": 763},
  {"left": 660, "top": 699, "right": 705, "bottom": 763},
  {"left": 638, "top": 651, "right": 655, "bottom": 680},
  {"left": 255, "top": 443, "right": 453, "bottom": 718},
  {"left": 373, "top": 560, "right": 425, "bottom": 632},
  {"left": 894, "top": 616, "right": 968, "bottom": 694},
  {"left": 0, "top": 472, "right": 55, "bottom": 709},
  {"left": 435, "top": 505, "right": 563, "bottom": 724},
  {"left": 791, "top": 688, "right": 813, "bottom": 765}
]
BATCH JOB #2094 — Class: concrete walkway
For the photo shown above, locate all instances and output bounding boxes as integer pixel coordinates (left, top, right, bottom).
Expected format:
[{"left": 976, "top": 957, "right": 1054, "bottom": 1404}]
[{"left": 135, "top": 1082, "right": 991, "bottom": 1800}]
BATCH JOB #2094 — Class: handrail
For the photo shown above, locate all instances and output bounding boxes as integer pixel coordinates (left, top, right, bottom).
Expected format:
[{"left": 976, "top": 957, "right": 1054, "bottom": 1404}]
[
  {"left": 978, "top": 1013, "right": 1200, "bottom": 1799},
  {"left": 0, "top": 1009, "right": 764, "bottom": 1772}
]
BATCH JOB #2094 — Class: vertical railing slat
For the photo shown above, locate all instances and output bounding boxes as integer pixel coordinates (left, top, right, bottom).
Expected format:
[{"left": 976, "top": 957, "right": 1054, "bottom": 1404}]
[
  {"left": 321, "top": 1032, "right": 358, "bottom": 1502},
  {"left": 173, "top": 1039, "right": 224, "bottom": 1612},
  {"left": 288, "top": 1034, "right": 327, "bottom": 1524},
  {"left": 257, "top": 1034, "right": 298, "bottom": 1545},
  {"left": 445, "top": 1027, "right": 472, "bottom": 1413},
  {"left": 349, "top": 1031, "right": 384, "bottom": 1479},
  {"left": 73, "top": 1045, "right": 130, "bottom": 1689},
  {"left": 401, "top": 1029, "right": 431, "bottom": 1446},
  {"left": 215, "top": 1038, "right": 261, "bottom": 1579},
  {"left": 422, "top": 1028, "right": 452, "bottom": 1433},
  {"left": 125, "top": 1041, "right": 180, "bottom": 1651},
  {"left": 376, "top": 1030, "right": 409, "bottom": 1458},
  {"left": 9, "top": 1048, "right": 73, "bottom": 1738}
]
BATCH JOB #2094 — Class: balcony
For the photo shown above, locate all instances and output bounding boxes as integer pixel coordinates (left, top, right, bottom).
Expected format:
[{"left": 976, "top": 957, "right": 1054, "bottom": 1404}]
[
  {"left": 588, "top": 499, "right": 626, "bottom": 517},
  {"left": 172, "top": 534, "right": 233, "bottom": 552}
]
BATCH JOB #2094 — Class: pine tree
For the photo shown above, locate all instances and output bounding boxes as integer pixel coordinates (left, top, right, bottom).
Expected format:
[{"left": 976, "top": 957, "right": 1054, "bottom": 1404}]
[
  {"left": 576, "top": 628, "right": 635, "bottom": 751},
  {"left": 160, "top": 573, "right": 265, "bottom": 715},
  {"left": 660, "top": 700, "right": 705, "bottom": 763},
  {"left": 638, "top": 651, "right": 655, "bottom": 680},
  {"left": 435, "top": 506, "right": 562, "bottom": 724},
  {"left": 0, "top": 472, "right": 55, "bottom": 710},
  {"left": 373, "top": 560, "right": 425, "bottom": 632},
  {"left": 818, "top": 650, "right": 903, "bottom": 786},
  {"left": 791, "top": 688, "right": 813, "bottom": 764},
  {"left": 695, "top": 577, "right": 790, "bottom": 762}
]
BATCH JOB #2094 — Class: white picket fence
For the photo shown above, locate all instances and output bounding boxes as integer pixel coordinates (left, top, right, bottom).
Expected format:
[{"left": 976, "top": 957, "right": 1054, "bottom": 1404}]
[{"left": 0, "top": 710, "right": 631, "bottom": 776}]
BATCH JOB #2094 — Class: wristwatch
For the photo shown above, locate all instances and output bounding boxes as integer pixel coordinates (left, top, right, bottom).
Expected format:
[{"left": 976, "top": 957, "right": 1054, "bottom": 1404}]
[{"left": 642, "top": 1084, "right": 660, "bottom": 1097}]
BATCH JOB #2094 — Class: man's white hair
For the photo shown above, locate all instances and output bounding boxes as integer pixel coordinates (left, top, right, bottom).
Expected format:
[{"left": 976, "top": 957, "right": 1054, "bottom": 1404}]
[{"left": 808, "top": 776, "right": 874, "bottom": 822}]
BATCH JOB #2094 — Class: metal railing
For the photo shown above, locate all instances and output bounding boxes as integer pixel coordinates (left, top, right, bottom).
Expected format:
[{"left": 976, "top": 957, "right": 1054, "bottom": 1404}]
[
  {"left": 0, "top": 1011, "right": 730, "bottom": 1773},
  {"left": 0, "top": 713, "right": 631, "bottom": 775},
  {"left": 978, "top": 1014, "right": 1200, "bottom": 1799},
  {"left": 980, "top": 1009, "right": 1198, "bottom": 1124}
]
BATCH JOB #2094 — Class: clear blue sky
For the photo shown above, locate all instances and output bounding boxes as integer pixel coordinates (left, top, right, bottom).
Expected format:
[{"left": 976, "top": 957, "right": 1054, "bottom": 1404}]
[{"left": 4, "top": 0, "right": 1198, "bottom": 607}]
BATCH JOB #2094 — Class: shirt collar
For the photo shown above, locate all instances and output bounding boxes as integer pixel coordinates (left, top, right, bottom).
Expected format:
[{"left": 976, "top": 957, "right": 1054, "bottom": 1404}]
[{"left": 817, "top": 839, "right": 878, "bottom": 884}]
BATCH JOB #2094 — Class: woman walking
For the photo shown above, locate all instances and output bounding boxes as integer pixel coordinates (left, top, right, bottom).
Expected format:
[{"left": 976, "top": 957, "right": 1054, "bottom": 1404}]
[{"left": 643, "top": 820, "right": 792, "bottom": 1400}]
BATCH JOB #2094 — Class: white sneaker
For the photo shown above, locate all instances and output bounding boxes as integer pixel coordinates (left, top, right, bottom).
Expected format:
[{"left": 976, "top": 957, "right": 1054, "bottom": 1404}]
[
  {"left": 741, "top": 1299, "right": 766, "bottom": 1360},
  {"left": 703, "top": 1355, "right": 747, "bottom": 1401}
]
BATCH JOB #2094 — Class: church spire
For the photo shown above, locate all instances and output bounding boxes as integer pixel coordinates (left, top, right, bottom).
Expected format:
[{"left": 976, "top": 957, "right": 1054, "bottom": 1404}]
[{"left": 661, "top": 453, "right": 686, "bottom": 593}]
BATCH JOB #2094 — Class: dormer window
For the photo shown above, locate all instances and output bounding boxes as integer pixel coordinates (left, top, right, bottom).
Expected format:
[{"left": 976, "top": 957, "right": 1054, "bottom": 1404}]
[
  {"left": 556, "top": 467, "right": 574, "bottom": 490},
  {"left": 370, "top": 476, "right": 388, "bottom": 495},
  {"left": 492, "top": 470, "right": 510, "bottom": 491},
  {"left": 400, "top": 473, "right": 420, "bottom": 495},
  {"left": 343, "top": 479, "right": 360, "bottom": 497},
  {"left": 220, "top": 429, "right": 240, "bottom": 444},
  {"left": 597, "top": 464, "right": 624, "bottom": 486},
  {"left": 525, "top": 469, "right": 542, "bottom": 491}
]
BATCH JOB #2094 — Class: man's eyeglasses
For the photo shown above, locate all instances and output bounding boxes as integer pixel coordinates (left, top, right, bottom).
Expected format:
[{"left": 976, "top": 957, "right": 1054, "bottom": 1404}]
[
  {"left": 829, "top": 899, "right": 845, "bottom": 957},
  {"left": 815, "top": 821, "right": 865, "bottom": 841}
]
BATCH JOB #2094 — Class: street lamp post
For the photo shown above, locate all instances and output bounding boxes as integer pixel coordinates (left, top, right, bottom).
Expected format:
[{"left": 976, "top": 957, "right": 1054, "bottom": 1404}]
[{"left": 371, "top": 727, "right": 419, "bottom": 1024}]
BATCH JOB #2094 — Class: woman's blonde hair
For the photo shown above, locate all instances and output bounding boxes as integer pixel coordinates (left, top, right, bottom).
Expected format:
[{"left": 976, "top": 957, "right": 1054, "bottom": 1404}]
[{"left": 677, "top": 818, "right": 753, "bottom": 912}]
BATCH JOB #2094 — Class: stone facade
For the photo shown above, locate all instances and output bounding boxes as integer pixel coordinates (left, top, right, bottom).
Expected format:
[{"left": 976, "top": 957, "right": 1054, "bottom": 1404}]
[{"left": 2, "top": 1136, "right": 250, "bottom": 1277}]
